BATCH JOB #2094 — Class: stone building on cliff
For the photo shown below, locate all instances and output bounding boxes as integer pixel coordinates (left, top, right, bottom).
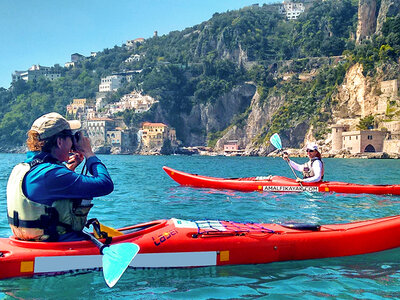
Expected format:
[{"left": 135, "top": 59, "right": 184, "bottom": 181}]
[{"left": 332, "top": 124, "right": 386, "bottom": 154}]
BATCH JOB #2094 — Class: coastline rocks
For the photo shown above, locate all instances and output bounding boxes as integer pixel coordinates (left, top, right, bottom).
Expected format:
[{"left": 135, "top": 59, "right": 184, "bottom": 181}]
[
  {"left": 267, "top": 148, "right": 304, "bottom": 157},
  {"left": 93, "top": 145, "right": 111, "bottom": 154},
  {"left": 267, "top": 148, "right": 398, "bottom": 159},
  {"left": 326, "top": 151, "right": 397, "bottom": 159}
]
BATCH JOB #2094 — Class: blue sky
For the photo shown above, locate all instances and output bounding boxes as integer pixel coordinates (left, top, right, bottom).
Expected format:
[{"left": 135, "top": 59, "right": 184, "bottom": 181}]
[{"left": 0, "top": 0, "right": 277, "bottom": 89}]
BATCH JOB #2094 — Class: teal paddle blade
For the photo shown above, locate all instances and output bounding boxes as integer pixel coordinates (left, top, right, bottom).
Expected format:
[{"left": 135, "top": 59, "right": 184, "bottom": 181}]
[
  {"left": 270, "top": 133, "right": 282, "bottom": 150},
  {"left": 102, "top": 243, "right": 140, "bottom": 288}
]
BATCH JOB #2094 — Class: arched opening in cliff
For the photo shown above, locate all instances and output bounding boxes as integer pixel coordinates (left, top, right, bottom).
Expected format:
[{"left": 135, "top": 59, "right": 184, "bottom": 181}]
[{"left": 364, "top": 144, "right": 376, "bottom": 152}]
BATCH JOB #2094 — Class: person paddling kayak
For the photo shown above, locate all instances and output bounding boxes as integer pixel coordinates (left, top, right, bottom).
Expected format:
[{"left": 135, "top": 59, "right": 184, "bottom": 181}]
[
  {"left": 6, "top": 112, "right": 114, "bottom": 242},
  {"left": 282, "top": 143, "right": 324, "bottom": 183}
]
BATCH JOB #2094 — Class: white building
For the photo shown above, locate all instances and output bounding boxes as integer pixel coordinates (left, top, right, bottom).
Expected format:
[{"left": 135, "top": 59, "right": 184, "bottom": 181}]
[
  {"left": 113, "top": 70, "right": 142, "bottom": 83},
  {"left": 124, "top": 54, "right": 141, "bottom": 63},
  {"left": 64, "top": 62, "right": 76, "bottom": 68},
  {"left": 99, "top": 75, "right": 123, "bottom": 92},
  {"left": 12, "top": 65, "right": 61, "bottom": 83},
  {"left": 280, "top": 1, "right": 306, "bottom": 20},
  {"left": 85, "top": 118, "right": 115, "bottom": 147},
  {"left": 86, "top": 108, "right": 97, "bottom": 120}
]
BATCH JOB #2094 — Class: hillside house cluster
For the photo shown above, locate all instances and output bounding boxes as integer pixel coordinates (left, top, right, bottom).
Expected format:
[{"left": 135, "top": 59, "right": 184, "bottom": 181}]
[
  {"left": 66, "top": 98, "right": 95, "bottom": 121},
  {"left": 95, "top": 71, "right": 142, "bottom": 108},
  {"left": 66, "top": 89, "right": 159, "bottom": 153},
  {"left": 11, "top": 52, "right": 100, "bottom": 84},
  {"left": 107, "top": 91, "right": 158, "bottom": 115}
]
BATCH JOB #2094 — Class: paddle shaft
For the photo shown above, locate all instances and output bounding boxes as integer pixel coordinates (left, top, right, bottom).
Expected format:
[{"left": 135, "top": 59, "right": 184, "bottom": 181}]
[
  {"left": 82, "top": 231, "right": 108, "bottom": 254},
  {"left": 270, "top": 133, "right": 304, "bottom": 188},
  {"left": 285, "top": 159, "right": 304, "bottom": 187}
]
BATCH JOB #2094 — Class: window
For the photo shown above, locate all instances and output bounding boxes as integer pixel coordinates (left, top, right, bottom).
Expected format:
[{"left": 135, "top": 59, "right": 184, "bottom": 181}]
[{"left": 368, "top": 135, "right": 373, "bottom": 140}]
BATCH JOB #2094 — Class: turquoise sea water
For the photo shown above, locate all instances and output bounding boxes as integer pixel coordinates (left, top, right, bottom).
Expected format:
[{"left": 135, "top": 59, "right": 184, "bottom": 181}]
[{"left": 1, "top": 153, "right": 400, "bottom": 299}]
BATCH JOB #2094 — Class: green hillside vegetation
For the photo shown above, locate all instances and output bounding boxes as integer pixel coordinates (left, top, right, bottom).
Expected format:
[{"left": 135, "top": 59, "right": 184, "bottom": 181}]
[{"left": 0, "top": 0, "right": 398, "bottom": 150}]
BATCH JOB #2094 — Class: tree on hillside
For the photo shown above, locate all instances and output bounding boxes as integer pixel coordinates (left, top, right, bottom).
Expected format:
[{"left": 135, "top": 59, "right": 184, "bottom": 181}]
[{"left": 357, "top": 115, "right": 375, "bottom": 130}]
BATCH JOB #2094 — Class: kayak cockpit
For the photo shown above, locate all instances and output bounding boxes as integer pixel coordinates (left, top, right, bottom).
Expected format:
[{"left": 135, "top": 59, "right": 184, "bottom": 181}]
[
  {"left": 7, "top": 220, "right": 168, "bottom": 249},
  {"left": 118, "top": 220, "right": 167, "bottom": 235}
]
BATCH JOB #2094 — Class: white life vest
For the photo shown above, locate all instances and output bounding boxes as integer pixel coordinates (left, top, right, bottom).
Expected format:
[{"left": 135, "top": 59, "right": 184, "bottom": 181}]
[
  {"left": 302, "top": 158, "right": 324, "bottom": 181},
  {"left": 7, "top": 162, "right": 93, "bottom": 241}
]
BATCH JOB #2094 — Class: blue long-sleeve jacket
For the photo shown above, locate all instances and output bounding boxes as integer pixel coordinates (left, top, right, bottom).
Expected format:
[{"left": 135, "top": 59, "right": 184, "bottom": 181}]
[{"left": 23, "top": 151, "right": 114, "bottom": 204}]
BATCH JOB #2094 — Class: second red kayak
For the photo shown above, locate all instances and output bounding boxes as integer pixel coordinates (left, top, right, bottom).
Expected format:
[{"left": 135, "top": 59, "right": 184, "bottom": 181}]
[{"left": 163, "top": 166, "right": 400, "bottom": 195}]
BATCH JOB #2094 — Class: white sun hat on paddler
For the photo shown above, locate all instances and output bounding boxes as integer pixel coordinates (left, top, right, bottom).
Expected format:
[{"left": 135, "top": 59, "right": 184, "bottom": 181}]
[
  {"left": 306, "top": 142, "right": 319, "bottom": 152},
  {"left": 30, "top": 112, "right": 81, "bottom": 140}
]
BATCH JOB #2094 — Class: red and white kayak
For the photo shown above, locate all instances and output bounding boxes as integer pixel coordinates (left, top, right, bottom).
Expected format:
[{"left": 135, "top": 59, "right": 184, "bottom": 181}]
[
  {"left": 163, "top": 166, "right": 400, "bottom": 195},
  {"left": 2, "top": 215, "right": 400, "bottom": 280}
]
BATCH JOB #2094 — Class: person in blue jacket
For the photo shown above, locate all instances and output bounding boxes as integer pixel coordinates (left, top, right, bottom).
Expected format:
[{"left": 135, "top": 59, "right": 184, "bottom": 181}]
[{"left": 7, "top": 112, "right": 114, "bottom": 242}]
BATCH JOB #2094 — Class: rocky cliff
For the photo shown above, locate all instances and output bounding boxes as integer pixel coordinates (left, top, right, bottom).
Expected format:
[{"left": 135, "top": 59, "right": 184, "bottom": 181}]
[
  {"left": 332, "top": 64, "right": 376, "bottom": 122},
  {"left": 331, "top": 62, "right": 400, "bottom": 128},
  {"left": 209, "top": 62, "right": 399, "bottom": 156},
  {"left": 155, "top": 83, "right": 256, "bottom": 146},
  {"left": 214, "top": 88, "right": 286, "bottom": 155},
  {"left": 357, "top": 0, "right": 400, "bottom": 42},
  {"left": 356, "top": 0, "right": 377, "bottom": 44},
  {"left": 376, "top": 0, "right": 400, "bottom": 34}
]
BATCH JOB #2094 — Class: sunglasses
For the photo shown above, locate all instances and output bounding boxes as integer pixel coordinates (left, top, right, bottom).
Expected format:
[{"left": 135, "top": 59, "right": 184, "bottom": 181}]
[{"left": 306, "top": 149, "right": 315, "bottom": 153}]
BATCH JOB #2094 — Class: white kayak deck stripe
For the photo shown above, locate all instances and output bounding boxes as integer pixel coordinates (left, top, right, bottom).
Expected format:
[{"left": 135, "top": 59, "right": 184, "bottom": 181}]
[{"left": 34, "top": 251, "right": 217, "bottom": 273}]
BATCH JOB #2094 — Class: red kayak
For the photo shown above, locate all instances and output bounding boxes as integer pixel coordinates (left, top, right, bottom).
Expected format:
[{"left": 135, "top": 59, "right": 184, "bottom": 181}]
[
  {"left": 1, "top": 215, "right": 400, "bottom": 280},
  {"left": 163, "top": 166, "right": 400, "bottom": 195}
]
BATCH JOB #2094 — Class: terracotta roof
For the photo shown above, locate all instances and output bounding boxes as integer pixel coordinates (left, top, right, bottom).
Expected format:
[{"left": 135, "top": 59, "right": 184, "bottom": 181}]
[{"left": 142, "top": 122, "right": 167, "bottom": 127}]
